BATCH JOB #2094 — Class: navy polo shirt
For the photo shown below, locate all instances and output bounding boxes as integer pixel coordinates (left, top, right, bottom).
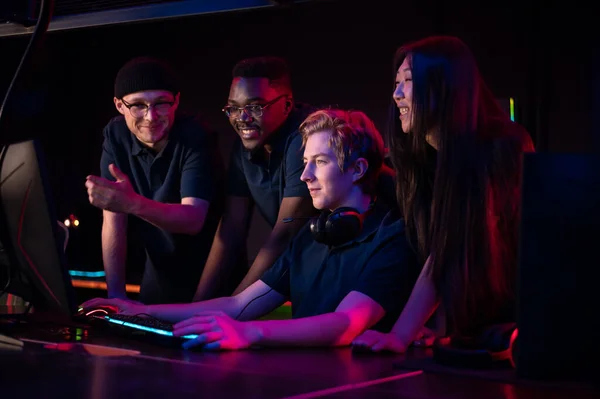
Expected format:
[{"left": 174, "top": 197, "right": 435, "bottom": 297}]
[
  {"left": 226, "top": 103, "right": 314, "bottom": 227},
  {"left": 100, "top": 114, "right": 224, "bottom": 304},
  {"left": 260, "top": 204, "right": 420, "bottom": 332}
]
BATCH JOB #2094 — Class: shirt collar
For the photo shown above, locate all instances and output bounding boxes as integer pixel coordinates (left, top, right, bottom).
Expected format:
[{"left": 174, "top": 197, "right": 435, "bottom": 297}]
[
  {"left": 131, "top": 133, "right": 145, "bottom": 156},
  {"left": 130, "top": 129, "right": 175, "bottom": 158},
  {"left": 354, "top": 200, "right": 390, "bottom": 243}
]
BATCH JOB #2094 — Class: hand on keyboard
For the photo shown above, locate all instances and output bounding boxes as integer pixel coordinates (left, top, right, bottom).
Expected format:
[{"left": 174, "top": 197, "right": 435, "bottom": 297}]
[{"left": 173, "top": 311, "right": 259, "bottom": 351}]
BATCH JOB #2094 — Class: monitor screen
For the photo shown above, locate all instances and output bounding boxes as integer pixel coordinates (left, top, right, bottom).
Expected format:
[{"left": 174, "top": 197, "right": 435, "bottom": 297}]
[
  {"left": 516, "top": 152, "right": 600, "bottom": 380},
  {"left": 0, "top": 140, "right": 77, "bottom": 316}
]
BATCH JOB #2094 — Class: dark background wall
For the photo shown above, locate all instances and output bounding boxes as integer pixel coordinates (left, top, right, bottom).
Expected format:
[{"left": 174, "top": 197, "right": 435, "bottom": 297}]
[{"left": 0, "top": 0, "right": 596, "bottom": 276}]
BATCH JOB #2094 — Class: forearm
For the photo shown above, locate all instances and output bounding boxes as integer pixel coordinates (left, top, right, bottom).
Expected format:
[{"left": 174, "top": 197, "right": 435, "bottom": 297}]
[
  {"left": 390, "top": 267, "right": 439, "bottom": 345},
  {"left": 250, "top": 312, "right": 364, "bottom": 347},
  {"left": 132, "top": 195, "right": 205, "bottom": 235},
  {"left": 194, "top": 223, "right": 244, "bottom": 300},
  {"left": 101, "top": 225, "right": 127, "bottom": 299},
  {"left": 233, "top": 229, "right": 292, "bottom": 295},
  {"left": 146, "top": 296, "right": 240, "bottom": 323}
]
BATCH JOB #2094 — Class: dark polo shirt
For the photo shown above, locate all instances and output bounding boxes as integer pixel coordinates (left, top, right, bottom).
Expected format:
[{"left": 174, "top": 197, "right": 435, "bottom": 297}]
[
  {"left": 100, "top": 114, "right": 224, "bottom": 304},
  {"left": 260, "top": 204, "right": 419, "bottom": 332},
  {"left": 226, "top": 103, "right": 315, "bottom": 227}
]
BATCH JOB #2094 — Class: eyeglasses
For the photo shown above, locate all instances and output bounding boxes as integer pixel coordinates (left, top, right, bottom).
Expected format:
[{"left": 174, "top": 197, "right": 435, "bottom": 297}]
[
  {"left": 120, "top": 98, "right": 175, "bottom": 119},
  {"left": 222, "top": 94, "right": 287, "bottom": 119}
]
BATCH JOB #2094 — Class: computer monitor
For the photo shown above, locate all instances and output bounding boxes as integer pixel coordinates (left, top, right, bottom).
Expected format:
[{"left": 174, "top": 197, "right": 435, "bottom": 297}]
[
  {"left": 0, "top": 139, "right": 77, "bottom": 317},
  {"left": 516, "top": 152, "right": 600, "bottom": 381}
]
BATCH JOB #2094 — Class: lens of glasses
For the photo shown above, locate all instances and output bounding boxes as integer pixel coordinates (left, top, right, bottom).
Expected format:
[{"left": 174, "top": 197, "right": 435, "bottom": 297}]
[
  {"left": 224, "top": 105, "right": 263, "bottom": 118},
  {"left": 129, "top": 105, "right": 147, "bottom": 118},
  {"left": 130, "top": 103, "right": 173, "bottom": 118}
]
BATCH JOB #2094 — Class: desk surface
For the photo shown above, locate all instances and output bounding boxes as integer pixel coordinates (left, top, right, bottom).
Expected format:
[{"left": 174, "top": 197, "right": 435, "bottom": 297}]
[{"left": 0, "top": 318, "right": 598, "bottom": 399}]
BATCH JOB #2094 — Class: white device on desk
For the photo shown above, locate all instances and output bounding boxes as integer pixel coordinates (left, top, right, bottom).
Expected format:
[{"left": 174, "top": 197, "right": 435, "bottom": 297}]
[{"left": 0, "top": 333, "right": 24, "bottom": 350}]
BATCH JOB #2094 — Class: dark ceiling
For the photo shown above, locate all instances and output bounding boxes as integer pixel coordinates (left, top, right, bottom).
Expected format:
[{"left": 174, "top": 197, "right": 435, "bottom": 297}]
[{"left": 0, "top": 0, "right": 315, "bottom": 37}]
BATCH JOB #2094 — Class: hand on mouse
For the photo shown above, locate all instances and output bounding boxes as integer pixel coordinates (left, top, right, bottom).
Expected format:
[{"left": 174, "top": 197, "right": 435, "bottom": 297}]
[
  {"left": 412, "top": 326, "right": 436, "bottom": 348},
  {"left": 79, "top": 297, "right": 146, "bottom": 316}
]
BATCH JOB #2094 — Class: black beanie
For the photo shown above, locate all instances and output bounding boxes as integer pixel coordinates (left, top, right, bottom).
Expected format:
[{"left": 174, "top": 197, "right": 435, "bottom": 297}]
[{"left": 114, "top": 57, "right": 179, "bottom": 98}]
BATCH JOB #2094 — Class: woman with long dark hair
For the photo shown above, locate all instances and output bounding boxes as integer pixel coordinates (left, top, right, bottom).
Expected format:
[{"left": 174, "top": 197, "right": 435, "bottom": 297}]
[{"left": 352, "top": 36, "right": 535, "bottom": 352}]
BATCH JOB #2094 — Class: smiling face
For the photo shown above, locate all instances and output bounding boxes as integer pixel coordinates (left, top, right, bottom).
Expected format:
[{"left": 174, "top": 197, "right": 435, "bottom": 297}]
[
  {"left": 226, "top": 77, "right": 290, "bottom": 151},
  {"left": 392, "top": 57, "right": 413, "bottom": 135},
  {"left": 114, "top": 90, "right": 179, "bottom": 152},
  {"left": 300, "top": 130, "right": 358, "bottom": 211}
]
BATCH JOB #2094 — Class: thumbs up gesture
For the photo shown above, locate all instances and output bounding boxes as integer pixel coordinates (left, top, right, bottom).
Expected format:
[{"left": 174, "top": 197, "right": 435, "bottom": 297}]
[
  {"left": 108, "top": 163, "right": 129, "bottom": 182},
  {"left": 85, "top": 164, "right": 139, "bottom": 214}
]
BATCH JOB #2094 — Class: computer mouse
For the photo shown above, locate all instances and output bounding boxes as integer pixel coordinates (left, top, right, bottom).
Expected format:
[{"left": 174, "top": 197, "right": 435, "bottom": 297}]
[
  {"left": 75, "top": 305, "right": 119, "bottom": 318},
  {"left": 432, "top": 322, "right": 518, "bottom": 369}
]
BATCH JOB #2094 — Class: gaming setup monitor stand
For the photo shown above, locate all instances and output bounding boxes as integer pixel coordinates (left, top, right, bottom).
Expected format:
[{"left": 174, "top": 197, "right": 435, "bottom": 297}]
[
  {"left": 0, "top": 140, "right": 198, "bottom": 344},
  {"left": 0, "top": 139, "right": 78, "bottom": 321}
]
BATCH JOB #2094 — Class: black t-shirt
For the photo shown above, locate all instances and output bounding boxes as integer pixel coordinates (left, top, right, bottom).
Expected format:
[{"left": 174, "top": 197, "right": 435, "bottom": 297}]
[
  {"left": 100, "top": 114, "right": 224, "bottom": 304},
  {"left": 261, "top": 205, "right": 420, "bottom": 332},
  {"left": 226, "top": 103, "right": 314, "bottom": 227}
]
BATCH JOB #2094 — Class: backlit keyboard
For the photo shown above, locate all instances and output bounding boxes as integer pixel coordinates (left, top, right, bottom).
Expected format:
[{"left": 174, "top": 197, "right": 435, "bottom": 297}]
[{"left": 102, "top": 314, "right": 198, "bottom": 340}]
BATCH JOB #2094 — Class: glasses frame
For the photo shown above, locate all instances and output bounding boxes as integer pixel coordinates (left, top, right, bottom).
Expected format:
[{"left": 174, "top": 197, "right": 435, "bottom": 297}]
[
  {"left": 120, "top": 98, "right": 176, "bottom": 119},
  {"left": 222, "top": 94, "right": 287, "bottom": 119}
]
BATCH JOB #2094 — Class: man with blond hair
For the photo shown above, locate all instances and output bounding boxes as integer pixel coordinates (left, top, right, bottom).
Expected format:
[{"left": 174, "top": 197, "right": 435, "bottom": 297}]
[{"left": 82, "top": 109, "right": 419, "bottom": 351}]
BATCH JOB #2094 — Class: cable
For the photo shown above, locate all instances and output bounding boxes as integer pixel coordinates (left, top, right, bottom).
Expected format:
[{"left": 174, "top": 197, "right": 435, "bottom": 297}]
[
  {"left": 235, "top": 268, "right": 289, "bottom": 321},
  {"left": 235, "top": 287, "right": 274, "bottom": 321},
  {"left": 0, "top": 0, "right": 55, "bottom": 128}
]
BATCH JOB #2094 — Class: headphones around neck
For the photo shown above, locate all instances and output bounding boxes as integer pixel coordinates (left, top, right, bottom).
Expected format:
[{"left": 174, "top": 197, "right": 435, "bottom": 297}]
[{"left": 309, "top": 202, "right": 374, "bottom": 247}]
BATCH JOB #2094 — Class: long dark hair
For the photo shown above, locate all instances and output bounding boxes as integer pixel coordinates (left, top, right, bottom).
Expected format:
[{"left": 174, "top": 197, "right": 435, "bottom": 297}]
[{"left": 388, "top": 36, "right": 535, "bottom": 334}]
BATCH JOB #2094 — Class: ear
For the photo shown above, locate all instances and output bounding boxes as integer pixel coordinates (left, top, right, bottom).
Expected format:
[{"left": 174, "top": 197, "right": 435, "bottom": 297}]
[
  {"left": 114, "top": 97, "right": 126, "bottom": 115},
  {"left": 172, "top": 92, "right": 181, "bottom": 112},
  {"left": 351, "top": 158, "right": 368, "bottom": 183},
  {"left": 283, "top": 96, "right": 293, "bottom": 115}
]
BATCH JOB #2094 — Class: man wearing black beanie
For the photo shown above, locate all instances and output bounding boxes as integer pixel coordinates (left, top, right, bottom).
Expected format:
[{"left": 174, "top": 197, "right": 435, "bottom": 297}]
[{"left": 84, "top": 56, "right": 224, "bottom": 304}]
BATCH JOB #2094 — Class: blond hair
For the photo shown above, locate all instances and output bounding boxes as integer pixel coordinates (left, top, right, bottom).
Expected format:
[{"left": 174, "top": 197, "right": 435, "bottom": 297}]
[{"left": 299, "top": 109, "right": 385, "bottom": 194}]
